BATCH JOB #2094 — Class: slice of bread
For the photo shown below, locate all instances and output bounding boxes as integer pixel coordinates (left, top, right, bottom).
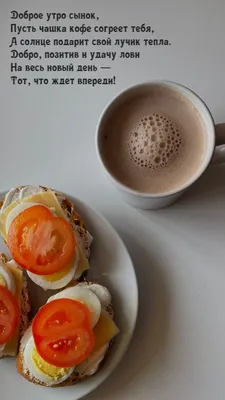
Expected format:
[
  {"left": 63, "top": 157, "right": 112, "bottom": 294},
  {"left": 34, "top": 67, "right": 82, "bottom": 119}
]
[
  {"left": 17, "top": 281, "right": 115, "bottom": 387},
  {"left": 0, "top": 253, "right": 31, "bottom": 359}
]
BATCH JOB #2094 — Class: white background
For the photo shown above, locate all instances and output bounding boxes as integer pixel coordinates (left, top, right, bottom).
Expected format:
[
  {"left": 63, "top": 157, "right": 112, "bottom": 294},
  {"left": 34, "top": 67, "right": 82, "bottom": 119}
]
[{"left": 1, "top": 0, "right": 225, "bottom": 399}]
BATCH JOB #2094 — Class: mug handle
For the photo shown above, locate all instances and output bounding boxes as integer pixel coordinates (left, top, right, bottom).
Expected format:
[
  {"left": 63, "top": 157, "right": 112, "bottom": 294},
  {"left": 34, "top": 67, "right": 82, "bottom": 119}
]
[{"left": 212, "top": 123, "right": 225, "bottom": 164}]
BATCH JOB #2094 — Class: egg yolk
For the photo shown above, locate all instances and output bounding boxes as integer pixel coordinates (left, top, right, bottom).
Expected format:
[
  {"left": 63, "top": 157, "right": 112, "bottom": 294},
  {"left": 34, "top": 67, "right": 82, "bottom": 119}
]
[
  {"left": 0, "top": 274, "right": 6, "bottom": 287},
  {"left": 42, "top": 257, "right": 75, "bottom": 282},
  {"left": 32, "top": 347, "right": 70, "bottom": 380}
]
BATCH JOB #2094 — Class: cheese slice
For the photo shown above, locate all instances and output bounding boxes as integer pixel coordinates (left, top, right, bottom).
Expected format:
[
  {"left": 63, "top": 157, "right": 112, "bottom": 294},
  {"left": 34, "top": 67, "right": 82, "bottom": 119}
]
[
  {"left": 3, "top": 263, "right": 23, "bottom": 356},
  {"left": 0, "top": 189, "right": 90, "bottom": 278},
  {"left": 0, "top": 274, "right": 6, "bottom": 287},
  {"left": 92, "top": 310, "right": 119, "bottom": 352},
  {"left": 75, "top": 247, "right": 90, "bottom": 278}
]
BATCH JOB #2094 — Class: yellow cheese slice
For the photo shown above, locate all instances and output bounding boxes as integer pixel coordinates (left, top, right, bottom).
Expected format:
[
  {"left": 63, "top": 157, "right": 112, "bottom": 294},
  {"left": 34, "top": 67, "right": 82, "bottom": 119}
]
[
  {"left": 92, "top": 310, "right": 119, "bottom": 352},
  {"left": 0, "top": 190, "right": 90, "bottom": 278},
  {"left": 75, "top": 247, "right": 90, "bottom": 277},
  {"left": 22, "top": 191, "right": 66, "bottom": 217},
  {"left": 3, "top": 263, "right": 23, "bottom": 356},
  {"left": 0, "top": 274, "right": 6, "bottom": 287},
  {"left": 43, "top": 259, "right": 74, "bottom": 282}
]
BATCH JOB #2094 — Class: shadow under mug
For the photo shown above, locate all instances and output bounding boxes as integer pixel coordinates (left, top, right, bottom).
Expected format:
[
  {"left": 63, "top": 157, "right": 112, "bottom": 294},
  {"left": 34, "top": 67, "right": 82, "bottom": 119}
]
[{"left": 95, "top": 80, "right": 225, "bottom": 210}]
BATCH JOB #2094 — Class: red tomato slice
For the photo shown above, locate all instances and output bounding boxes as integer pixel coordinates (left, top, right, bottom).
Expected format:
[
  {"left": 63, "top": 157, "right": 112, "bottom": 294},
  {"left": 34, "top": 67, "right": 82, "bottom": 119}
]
[
  {"left": 32, "top": 299, "right": 95, "bottom": 368},
  {"left": 7, "top": 205, "right": 76, "bottom": 275},
  {"left": 0, "top": 286, "right": 20, "bottom": 345}
]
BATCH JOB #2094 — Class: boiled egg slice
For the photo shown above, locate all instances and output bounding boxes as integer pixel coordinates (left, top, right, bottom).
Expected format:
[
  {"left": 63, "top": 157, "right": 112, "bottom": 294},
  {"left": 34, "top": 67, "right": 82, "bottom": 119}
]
[
  {"left": 27, "top": 249, "right": 79, "bottom": 291},
  {"left": 0, "top": 343, "right": 6, "bottom": 352},
  {"left": 77, "top": 283, "right": 112, "bottom": 308},
  {"left": 48, "top": 286, "right": 101, "bottom": 328},
  {"left": 24, "top": 336, "right": 74, "bottom": 385},
  {"left": 0, "top": 262, "right": 16, "bottom": 295}
]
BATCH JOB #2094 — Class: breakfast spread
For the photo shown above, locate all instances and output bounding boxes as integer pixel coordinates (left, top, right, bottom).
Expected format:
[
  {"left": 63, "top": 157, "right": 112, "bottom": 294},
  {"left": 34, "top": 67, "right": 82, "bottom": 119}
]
[{"left": 0, "top": 185, "right": 120, "bottom": 387}]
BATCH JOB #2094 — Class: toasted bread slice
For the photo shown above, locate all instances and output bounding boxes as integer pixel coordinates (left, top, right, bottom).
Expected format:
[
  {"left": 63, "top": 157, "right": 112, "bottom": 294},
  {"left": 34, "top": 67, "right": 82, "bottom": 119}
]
[
  {"left": 0, "top": 253, "right": 31, "bottom": 359},
  {"left": 17, "top": 282, "right": 118, "bottom": 387}
]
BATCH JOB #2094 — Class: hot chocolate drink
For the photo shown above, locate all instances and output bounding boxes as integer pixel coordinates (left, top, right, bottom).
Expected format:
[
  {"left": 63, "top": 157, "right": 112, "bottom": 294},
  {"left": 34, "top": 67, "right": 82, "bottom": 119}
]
[{"left": 99, "top": 84, "right": 207, "bottom": 194}]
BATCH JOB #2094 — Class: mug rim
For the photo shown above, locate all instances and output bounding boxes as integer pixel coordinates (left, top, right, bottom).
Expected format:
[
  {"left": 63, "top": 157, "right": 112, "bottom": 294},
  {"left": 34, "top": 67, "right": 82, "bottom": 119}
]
[{"left": 95, "top": 79, "right": 215, "bottom": 199}]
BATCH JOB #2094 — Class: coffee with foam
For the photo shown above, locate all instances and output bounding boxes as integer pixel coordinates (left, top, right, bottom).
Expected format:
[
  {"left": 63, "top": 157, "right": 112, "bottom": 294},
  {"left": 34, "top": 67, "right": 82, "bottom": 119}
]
[{"left": 99, "top": 84, "right": 207, "bottom": 194}]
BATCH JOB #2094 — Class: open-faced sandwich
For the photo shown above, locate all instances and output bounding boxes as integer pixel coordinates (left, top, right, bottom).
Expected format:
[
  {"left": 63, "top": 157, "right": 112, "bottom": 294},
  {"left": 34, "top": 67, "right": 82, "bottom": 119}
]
[
  {"left": 0, "top": 185, "right": 93, "bottom": 290},
  {"left": 0, "top": 253, "right": 30, "bottom": 359},
  {"left": 17, "top": 281, "right": 119, "bottom": 387},
  {"left": 0, "top": 185, "right": 120, "bottom": 385}
]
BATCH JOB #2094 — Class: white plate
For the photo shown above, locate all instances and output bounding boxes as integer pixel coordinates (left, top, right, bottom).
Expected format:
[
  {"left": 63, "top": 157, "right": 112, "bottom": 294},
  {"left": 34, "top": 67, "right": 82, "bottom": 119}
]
[{"left": 0, "top": 192, "right": 138, "bottom": 400}]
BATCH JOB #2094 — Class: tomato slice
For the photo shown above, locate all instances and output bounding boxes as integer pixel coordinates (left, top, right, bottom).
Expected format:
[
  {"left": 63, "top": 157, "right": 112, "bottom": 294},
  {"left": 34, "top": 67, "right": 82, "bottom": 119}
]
[
  {"left": 0, "top": 286, "right": 20, "bottom": 345},
  {"left": 32, "top": 299, "right": 95, "bottom": 368},
  {"left": 7, "top": 205, "right": 76, "bottom": 275}
]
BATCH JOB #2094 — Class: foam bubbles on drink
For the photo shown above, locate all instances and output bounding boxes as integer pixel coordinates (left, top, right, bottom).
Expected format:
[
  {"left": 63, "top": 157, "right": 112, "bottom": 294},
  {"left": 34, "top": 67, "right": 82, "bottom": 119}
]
[{"left": 128, "top": 113, "right": 182, "bottom": 170}]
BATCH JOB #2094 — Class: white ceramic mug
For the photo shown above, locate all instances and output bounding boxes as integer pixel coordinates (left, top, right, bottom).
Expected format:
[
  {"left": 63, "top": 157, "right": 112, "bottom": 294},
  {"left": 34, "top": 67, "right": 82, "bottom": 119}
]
[{"left": 95, "top": 80, "right": 225, "bottom": 210}]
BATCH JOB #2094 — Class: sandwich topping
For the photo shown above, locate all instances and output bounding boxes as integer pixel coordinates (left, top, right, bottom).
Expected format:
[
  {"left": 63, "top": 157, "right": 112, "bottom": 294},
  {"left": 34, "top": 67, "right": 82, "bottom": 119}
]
[
  {"left": 7, "top": 204, "right": 76, "bottom": 276},
  {"left": 32, "top": 298, "right": 95, "bottom": 368},
  {"left": 22, "top": 283, "right": 119, "bottom": 386},
  {"left": 0, "top": 265, "right": 19, "bottom": 352},
  {"left": 0, "top": 186, "right": 93, "bottom": 290}
]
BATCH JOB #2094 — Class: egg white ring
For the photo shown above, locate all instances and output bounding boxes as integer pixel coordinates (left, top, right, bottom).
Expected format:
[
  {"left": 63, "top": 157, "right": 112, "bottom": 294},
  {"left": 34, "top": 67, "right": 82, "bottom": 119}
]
[
  {"left": 23, "top": 336, "right": 74, "bottom": 386},
  {"left": 27, "top": 249, "right": 79, "bottom": 291},
  {"left": 0, "top": 343, "right": 6, "bottom": 353},
  {"left": 0, "top": 263, "right": 16, "bottom": 295},
  {"left": 47, "top": 286, "right": 101, "bottom": 328},
  {"left": 76, "top": 283, "right": 112, "bottom": 308}
]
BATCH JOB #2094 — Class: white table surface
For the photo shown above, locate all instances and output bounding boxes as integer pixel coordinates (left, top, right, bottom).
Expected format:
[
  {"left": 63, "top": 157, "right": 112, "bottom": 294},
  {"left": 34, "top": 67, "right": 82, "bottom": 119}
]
[{"left": 1, "top": 1, "right": 225, "bottom": 399}]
